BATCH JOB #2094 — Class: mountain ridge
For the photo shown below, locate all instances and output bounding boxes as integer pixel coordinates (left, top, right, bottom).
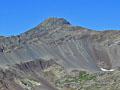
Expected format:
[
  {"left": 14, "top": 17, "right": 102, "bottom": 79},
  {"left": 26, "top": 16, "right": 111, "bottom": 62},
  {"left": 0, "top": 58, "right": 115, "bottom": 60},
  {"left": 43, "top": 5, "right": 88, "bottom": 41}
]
[
  {"left": 0, "top": 18, "right": 120, "bottom": 90},
  {"left": 0, "top": 18, "right": 120, "bottom": 71},
  {"left": 0, "top": 18, "right": 120, "bottom": 69}
]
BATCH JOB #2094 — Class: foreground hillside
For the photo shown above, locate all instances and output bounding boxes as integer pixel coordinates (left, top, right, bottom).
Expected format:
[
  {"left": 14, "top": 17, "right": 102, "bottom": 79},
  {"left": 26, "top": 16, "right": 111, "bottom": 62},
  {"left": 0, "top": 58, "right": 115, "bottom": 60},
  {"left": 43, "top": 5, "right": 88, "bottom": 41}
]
[
  {"left": 0, "top": 18, "right": 120, "bottom": 90},
  {"left": 0, "top": 59, "right": 120, "bottom": 90}
]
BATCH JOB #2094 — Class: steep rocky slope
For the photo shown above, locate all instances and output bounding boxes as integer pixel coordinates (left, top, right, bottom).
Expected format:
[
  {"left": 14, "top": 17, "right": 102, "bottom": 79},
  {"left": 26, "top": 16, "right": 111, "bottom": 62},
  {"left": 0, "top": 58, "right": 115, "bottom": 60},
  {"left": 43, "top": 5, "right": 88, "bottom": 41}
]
[{"left": 0, "top": 18, "right": 120, "bottom": 90}]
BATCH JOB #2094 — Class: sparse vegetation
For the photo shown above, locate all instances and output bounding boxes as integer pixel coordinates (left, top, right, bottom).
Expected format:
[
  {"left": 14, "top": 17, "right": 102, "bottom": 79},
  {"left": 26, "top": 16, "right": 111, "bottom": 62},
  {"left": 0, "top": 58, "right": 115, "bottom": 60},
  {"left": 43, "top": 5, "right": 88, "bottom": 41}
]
[{"left": 15, "top": 78, "right": 41, "bottom": 90}]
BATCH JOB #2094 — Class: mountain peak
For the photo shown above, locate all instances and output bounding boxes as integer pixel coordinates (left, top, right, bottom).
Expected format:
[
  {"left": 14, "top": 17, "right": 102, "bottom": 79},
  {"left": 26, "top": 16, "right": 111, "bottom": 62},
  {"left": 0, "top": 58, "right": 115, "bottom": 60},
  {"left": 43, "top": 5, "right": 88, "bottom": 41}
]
[{"left": 40, "top": 18, "right": 71, "bottom": 27}]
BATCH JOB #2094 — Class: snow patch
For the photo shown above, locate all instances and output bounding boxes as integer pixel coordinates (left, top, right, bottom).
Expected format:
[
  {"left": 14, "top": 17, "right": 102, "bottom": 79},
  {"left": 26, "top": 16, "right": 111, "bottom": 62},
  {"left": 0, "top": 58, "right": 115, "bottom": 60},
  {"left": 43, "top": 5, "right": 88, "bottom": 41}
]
[{"left": 100, "top": 68, "right": 115, "bottom": 72}]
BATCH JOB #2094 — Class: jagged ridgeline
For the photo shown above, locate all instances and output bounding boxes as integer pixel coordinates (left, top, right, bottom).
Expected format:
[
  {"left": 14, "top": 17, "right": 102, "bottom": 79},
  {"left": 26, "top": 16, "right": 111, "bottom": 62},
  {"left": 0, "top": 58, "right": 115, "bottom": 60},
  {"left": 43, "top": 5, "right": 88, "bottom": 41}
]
[{"left": 0, "top": 18, "right": 120, "bottom": 90}]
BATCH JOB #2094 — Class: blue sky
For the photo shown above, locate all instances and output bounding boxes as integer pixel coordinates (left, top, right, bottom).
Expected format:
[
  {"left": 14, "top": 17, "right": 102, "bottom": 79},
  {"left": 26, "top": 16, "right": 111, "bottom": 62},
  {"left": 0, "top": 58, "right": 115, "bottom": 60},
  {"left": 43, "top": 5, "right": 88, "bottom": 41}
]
[{"left": 0, "top": 0, "right": 120, "bottom": 36}]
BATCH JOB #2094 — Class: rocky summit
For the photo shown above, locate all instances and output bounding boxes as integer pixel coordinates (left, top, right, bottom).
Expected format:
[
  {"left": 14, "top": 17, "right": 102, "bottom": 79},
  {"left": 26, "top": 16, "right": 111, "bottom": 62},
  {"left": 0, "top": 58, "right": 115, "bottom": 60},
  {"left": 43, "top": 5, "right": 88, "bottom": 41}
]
[{"left": 0, "top": 18, "right": 120, "bottom": 90}]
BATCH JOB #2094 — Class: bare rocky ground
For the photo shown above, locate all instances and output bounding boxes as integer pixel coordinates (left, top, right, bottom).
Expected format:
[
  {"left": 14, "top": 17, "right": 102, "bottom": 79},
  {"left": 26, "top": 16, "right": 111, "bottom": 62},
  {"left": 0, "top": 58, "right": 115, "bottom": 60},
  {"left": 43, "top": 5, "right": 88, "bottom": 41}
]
[
  {"left": 0, "top": 59, "right": 120, "bottom": 90},
  {"left": 0, "top": 18, "right": 120, "bottom": 90}
]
